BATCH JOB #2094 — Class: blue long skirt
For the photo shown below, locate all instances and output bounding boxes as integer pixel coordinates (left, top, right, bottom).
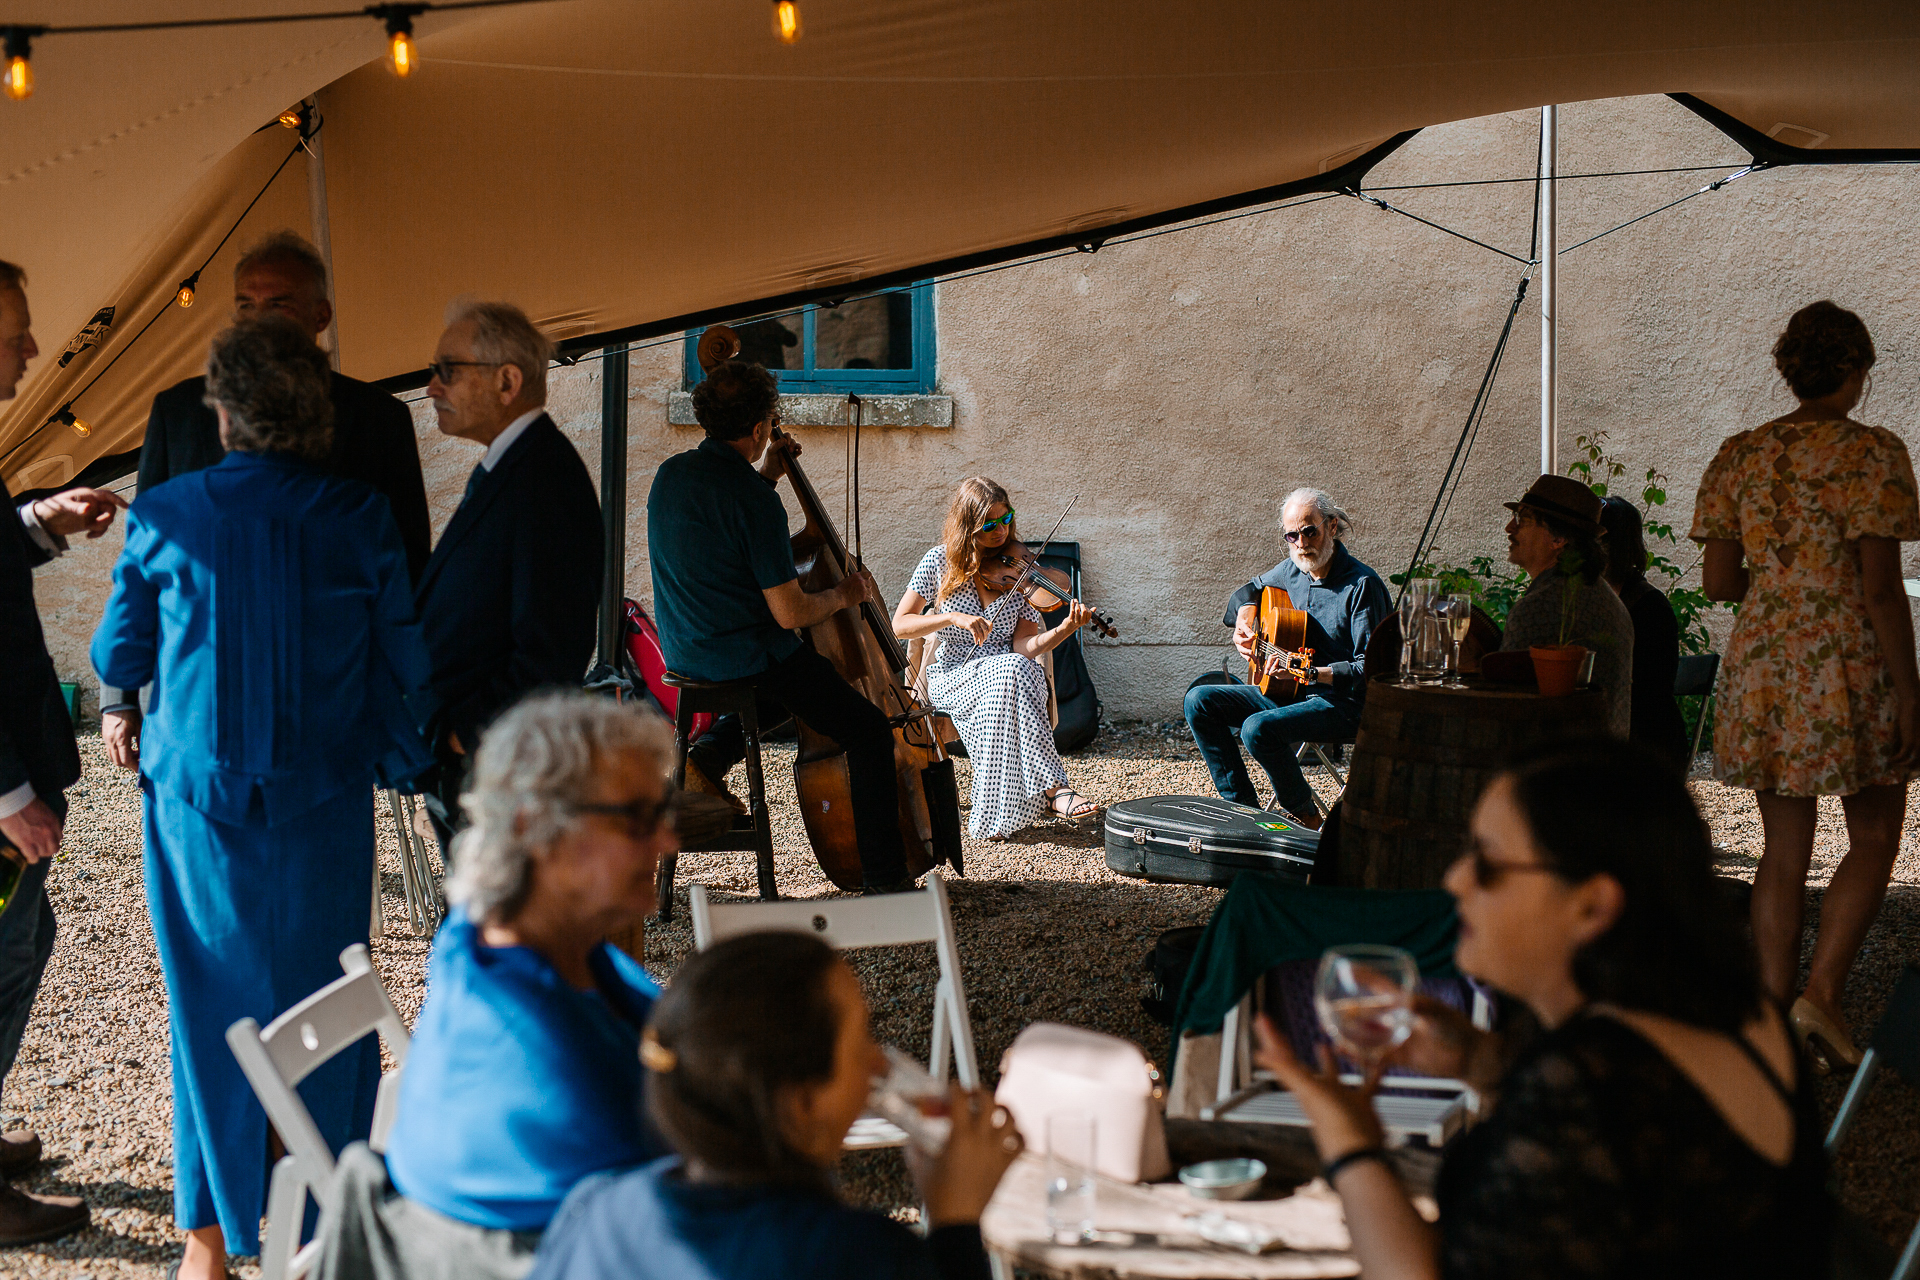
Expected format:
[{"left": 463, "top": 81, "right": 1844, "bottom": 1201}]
[{"left": 143, "top": 778, "right": 379, "bottom": 1256}]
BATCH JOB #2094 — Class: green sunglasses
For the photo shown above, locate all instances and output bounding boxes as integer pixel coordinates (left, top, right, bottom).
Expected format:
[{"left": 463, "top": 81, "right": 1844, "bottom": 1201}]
[{"left": 978, "top": 509, "right": 1016, "bottom": 533}]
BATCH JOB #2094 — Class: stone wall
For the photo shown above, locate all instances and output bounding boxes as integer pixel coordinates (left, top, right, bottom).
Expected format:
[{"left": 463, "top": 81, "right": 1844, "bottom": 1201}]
[{"left": 31, "top": 94, "right": 1920, "bottom": 722}]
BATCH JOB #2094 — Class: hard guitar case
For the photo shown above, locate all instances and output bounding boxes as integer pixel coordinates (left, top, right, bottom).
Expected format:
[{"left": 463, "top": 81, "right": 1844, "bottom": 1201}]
[{"left": 1104, "top": 795, "right": 1316, "bottom": 888}]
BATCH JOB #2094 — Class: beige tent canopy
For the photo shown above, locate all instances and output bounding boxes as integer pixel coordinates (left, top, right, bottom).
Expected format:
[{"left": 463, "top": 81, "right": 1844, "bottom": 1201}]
[{"left": 4, "top": 0, "right": 1919, "bottom": 489}]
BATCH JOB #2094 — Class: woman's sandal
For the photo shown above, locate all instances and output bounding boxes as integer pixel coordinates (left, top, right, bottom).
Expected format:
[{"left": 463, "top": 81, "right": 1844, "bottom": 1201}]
[
  {"left": 1790, "top": 996, "right": 1862, "bottom": 1076},
  {"left": 1046, "top": 788, "right": 1100, "bottom": 821}
]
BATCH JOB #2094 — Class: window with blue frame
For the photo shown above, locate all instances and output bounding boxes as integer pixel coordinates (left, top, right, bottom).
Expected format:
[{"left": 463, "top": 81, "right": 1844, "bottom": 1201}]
[{"left": 684, "top": 283, "right": 936, "bottom": 395}]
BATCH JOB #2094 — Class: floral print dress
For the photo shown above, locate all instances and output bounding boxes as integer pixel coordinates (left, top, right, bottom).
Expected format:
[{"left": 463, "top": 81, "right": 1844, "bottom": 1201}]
[{"left": 1691, "top": 419, "right": 1920, "bottom": 795}]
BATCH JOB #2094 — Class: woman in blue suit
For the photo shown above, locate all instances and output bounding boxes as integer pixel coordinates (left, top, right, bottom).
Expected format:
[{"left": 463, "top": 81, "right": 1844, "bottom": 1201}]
[{"left": 92, "top": 317, "right": 433, "bottom": 1280}]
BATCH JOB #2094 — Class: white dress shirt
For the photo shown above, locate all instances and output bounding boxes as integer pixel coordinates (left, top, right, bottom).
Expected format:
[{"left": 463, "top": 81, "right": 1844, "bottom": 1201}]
[{"left": 480, "top": 408, "right": 545, "bottom": 473}]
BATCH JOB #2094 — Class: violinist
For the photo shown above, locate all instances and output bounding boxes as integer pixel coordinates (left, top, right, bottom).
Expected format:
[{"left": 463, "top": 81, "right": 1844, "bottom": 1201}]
[
  {"left": 646, "top": 361, "right": 916, "bottom": 894},
  {"left": 891, "top": 478, "right": 1100, "bottom": 840},
  {"left": 1183, "top": 488, "right": 1391, "bottom": 830}
]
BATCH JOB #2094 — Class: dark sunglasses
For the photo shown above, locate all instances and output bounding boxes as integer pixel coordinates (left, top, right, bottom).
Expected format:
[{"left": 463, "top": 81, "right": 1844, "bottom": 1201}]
[
  {"left": 978, "top": 509, "right": 1016, "bottom": 533},
  {"left": 573, "top": 790, "right": 680, "bottom": 839},
  {"left": 1461, "top": 844, "right": 1559, "bottom": 890},
  {"left": 1283, "top": 522, "right": 1325, "bottom": 544},
  {"left": 426, "top": 358, "right": 502, "bottom": 384}
]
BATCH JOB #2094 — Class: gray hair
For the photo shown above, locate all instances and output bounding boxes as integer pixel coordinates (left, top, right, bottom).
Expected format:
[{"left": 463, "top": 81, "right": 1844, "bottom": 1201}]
[
  {"left": 203, "top": 317, "right": 333, "bottom": 461},
  {"left": 0, "top": 259, "right": 23, "bottom": 293},
  {"left": 447, "top": 692, "right": 674, "bottom": 922},
  {"left": 444, "top": 297, "right": 553, "bottom": 404},
  {"left": 1280, "top": 487, "right": 1352, "bottom": 540},
  {"left": 234, "top": 231, "right": 328, "bottom": 297}
]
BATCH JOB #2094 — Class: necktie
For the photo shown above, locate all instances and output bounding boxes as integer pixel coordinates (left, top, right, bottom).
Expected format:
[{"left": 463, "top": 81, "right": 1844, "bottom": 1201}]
[{"left": 462, "top": 463, "right": 485, "bottom": 504}]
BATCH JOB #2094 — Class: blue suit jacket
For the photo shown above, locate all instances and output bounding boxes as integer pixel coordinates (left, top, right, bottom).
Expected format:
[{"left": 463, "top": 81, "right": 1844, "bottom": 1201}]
[{"left": 91, "top": 450, "right": 435, "bottom": 826}]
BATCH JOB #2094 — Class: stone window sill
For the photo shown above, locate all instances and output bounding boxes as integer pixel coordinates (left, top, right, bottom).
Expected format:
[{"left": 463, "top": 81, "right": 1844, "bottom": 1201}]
[{"left": 666, "top": 391, "right": 952, "bottom": 429}]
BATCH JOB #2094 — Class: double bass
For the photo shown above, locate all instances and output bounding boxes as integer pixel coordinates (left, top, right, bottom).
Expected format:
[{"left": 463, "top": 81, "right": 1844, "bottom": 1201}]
[{"left": 697, "top": 326, "right": 964, "bottom": 890}]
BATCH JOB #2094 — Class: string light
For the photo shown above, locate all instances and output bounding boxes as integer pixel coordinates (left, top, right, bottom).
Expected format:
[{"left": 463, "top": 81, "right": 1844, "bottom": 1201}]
[
  {"left": 772, "top": 0, "right": 801, "bottom": 44},
  {"left": 277, "top": 107, "right": 304, "bottom": 129},
  {"left": 175, "top": 272, "right": 201, "bottom": 309},
  {"left": 2, "top": 27, "right": 39, "bottom": 102},
  {"left": 56, "top": 408, "right": 91, "bottom": 438},
  {"left": 370, "top": 5, "right": 426, "bottom": 77}
]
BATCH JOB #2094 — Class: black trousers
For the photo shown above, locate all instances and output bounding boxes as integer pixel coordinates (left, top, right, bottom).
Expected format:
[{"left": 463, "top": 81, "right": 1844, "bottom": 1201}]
[
  {"left": 687, "top": 647, "right": 910, "bottom": 887},
  {"left": 0, "top": 793, "right": 60, "bottom": 1110}
]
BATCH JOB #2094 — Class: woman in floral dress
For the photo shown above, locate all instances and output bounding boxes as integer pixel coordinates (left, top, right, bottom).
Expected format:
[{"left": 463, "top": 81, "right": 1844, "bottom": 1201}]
[
  {"left": 891, "top": 478, "right": 1098, "bottom": 839},
  {"left": 1692, "top": 300, "right": 1920, "bottom": 1073}
]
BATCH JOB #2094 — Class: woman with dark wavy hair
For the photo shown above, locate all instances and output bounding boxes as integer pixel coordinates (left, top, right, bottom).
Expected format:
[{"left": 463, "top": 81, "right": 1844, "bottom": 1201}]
[
  {"left": 1692, "top": 300, "right": 1920, "bottom": 1072},
  {"left": 528, "top": 931, "right": 1021, "bottom": 1280},
  {"left": 1257, "top": 740, "right": 1828, "bottom": 1279}
]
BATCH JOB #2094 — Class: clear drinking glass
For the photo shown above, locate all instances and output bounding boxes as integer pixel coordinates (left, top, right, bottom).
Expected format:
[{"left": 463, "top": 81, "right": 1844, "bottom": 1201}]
[
  {"left": 869, "top": 1046, "right": 952, "bottom": 1155},
  {"left": 1413, "top": 609, "right": 1448, "bottom": 685},
  {"left": 1398, "top": 580, "right": 1434, "bottom": 686},
  {"left": 1444, "top": 594, "right": 1473, "bottom": 687},
  {"left": 1045, "top": 1112, "right": 1097, "bottom": 1245},
  {"left": 1313, "top": 944, "right": 1419, "bottom": 1072}
]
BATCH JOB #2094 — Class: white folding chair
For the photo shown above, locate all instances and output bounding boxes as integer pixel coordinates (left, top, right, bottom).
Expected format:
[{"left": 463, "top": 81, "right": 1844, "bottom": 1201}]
[
  {"left": 226, "top": 944, "right": 412, "bottom": 1280},
  {"left": 691, "top": 872, "right": 977, "bottom": 1149}
]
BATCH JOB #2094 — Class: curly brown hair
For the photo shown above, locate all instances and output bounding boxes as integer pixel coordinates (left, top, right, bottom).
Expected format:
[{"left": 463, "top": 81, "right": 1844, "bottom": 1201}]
[
  {"left": 692, "top": 360, "right": 780, "bottom": 442},
  {"left": 203, "top": 317, "right": 333, "bottom": 461},
  {"left": 936, "top": 476, "right": 1016, "bottom": 603},
  {"left": 1773, "top": 300, "right": 1875, "bottom": 402}
]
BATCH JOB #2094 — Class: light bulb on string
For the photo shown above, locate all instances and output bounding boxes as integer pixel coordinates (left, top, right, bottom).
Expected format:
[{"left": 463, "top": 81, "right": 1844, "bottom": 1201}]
[
  {"left": 772, "top": 0, "right": 801, "bottom": 44},
  {"left": 372, "top": 6, "right": 426, "bottom": 78},
  {"left": 57, "top": 408, "right": 91, "bottom": 439},
  {"left": 2, "top": 28, "right": 37, "bottom": 102},
  {"left": 277, "top": 108, "right": 303, "bottom": 130}
]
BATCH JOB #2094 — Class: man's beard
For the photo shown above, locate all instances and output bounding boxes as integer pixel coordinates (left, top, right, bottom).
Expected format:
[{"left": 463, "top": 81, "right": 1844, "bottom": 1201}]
[{"left": 1294, "top": 544, "right": 1333, "bottom": 574}]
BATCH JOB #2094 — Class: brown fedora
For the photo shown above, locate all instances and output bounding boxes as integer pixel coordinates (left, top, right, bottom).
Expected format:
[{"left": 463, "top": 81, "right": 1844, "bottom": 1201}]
[{"left": 1503, "top": 474, "right": 1603, "bottom": 534}]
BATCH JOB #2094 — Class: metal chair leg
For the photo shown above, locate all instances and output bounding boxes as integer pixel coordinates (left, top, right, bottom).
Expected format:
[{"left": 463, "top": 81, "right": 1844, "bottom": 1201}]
[{"left": 657, "top": 699, "right": 694, "bottom": 923}]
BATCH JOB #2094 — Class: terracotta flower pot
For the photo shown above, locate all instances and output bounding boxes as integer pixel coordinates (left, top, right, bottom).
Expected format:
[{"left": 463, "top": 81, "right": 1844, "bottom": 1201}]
[{"left": 1530, "top": 644, "right": 1588, "bottom": 697}]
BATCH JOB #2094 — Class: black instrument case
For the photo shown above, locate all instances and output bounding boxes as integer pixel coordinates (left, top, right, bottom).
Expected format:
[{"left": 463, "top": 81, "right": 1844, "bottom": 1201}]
[{"left": 1104, "top": 795, "right": 1316, "bottom": 888}]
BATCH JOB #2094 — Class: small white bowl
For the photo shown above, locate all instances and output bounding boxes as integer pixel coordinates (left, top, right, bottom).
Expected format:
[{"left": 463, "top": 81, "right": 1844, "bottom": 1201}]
[{"left": 1178, "top": 1157, "right": 1267, "bottom": 1200}]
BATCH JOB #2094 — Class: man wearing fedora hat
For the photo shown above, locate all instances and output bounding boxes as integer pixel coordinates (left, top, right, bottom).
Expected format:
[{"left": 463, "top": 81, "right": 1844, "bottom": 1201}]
[{"left": 1496, "top": 474, "right": 1634, "bottom": 735}]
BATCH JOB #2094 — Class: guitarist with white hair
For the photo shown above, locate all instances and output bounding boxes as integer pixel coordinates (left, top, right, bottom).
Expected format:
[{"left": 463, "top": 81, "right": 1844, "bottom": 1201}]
[{"left": 1183, "top": 488, "right": 1391, "bottom": 830}]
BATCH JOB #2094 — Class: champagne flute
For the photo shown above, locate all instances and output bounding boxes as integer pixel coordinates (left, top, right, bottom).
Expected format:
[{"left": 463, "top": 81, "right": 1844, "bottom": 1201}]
[
  {"left": 1313, "top": 944, "right": 1418, "bottom": 1074},
  {"left": 1444, "top": 594, "right": 1472, "bottom": 687}
]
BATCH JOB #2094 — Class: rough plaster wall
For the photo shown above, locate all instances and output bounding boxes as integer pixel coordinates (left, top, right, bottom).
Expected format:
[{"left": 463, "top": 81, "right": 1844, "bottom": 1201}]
[{"left": 30, "top": 95, "right": 1920, "bottom": 722}]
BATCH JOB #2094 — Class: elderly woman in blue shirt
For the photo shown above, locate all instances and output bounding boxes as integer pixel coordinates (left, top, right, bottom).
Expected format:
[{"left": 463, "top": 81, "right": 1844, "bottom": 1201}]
[{"left": 318, "top": 693, "right": 677, "bottom": 1277}]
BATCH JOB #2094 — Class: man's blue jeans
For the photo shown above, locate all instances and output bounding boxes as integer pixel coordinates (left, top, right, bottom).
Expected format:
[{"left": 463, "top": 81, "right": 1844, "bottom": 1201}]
[{"left": 1183, "top": 677, "right": 1358, "bottom": 815}]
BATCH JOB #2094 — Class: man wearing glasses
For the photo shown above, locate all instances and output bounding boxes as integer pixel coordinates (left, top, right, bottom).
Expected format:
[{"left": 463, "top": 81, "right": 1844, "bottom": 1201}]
[
  {"left": 646, "top": 359, "right": 915, "bottom": 894},
  {"left": 412, "top": 300, "right": 604, "bottom": 856},
  {"left": 103, "top": 232, "right": 431, "bottom": 775},
  {"left": 1184, "top": 488, "right": 1391, "bottom": 829}
]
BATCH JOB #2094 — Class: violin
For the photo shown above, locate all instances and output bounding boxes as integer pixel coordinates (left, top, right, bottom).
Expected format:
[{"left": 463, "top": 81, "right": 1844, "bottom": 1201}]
[{"left": 973, "top": 542, "right": 1119, "bottom": 639}]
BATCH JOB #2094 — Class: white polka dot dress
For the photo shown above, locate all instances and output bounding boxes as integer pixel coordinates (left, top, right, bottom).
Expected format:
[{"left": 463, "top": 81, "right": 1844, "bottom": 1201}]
[{"left": 909, "top": 546, "right": 1071, "bottom": 839}]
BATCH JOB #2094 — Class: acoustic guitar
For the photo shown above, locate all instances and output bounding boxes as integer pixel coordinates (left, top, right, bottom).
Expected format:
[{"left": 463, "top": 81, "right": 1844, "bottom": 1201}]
[{"left": 1249, "top": 586, "right": 1316, "bottom": 700}]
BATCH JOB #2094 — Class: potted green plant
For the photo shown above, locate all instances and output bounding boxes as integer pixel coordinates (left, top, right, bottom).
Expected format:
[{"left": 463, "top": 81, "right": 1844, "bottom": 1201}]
[{"left": 1529, "top": 548, "right": 1589, "bottom": 697}]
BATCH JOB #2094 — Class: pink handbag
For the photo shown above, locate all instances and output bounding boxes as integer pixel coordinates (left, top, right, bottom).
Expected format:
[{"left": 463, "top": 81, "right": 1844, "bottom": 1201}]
[{"left": 993, "top": 1022, "right": 1171, "bottom": 1183}]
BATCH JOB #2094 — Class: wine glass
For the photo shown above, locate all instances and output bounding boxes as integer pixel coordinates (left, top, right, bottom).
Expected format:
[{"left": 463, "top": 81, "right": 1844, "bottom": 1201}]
[
  {"left": 1444, "top": 594, "right": 1473, "bottom": 687},
  {"left": 1313, "top": 944, "right": 1419, "bottom": 1073}
]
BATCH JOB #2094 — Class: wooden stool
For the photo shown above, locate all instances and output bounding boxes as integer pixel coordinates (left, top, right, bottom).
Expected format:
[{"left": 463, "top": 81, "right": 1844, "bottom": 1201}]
[{"left": 656, "top": 672, "right": 777, "bottom": 922}]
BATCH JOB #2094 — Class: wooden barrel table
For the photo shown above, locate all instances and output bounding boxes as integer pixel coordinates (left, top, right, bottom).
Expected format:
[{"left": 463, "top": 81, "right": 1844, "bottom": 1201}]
[{"left": 1336, "top": 680, "right": 1607, "bottom": 889}]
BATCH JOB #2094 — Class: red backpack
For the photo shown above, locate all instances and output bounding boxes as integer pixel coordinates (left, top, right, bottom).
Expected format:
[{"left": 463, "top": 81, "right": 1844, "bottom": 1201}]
[{"left": 622, "top": 598, "right": 712, "bottom": 743}]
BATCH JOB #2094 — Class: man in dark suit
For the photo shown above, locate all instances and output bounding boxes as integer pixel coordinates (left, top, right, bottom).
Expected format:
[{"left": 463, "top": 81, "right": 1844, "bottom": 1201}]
[
  {"left": 414, "top": 300, "right": 602, "bottom": 854},
  {"left": 103, "top": 232, "right": 432, "bottom": 772},
  {"left": 0, "top": 258, "right": 125, "bottom": 1242}
]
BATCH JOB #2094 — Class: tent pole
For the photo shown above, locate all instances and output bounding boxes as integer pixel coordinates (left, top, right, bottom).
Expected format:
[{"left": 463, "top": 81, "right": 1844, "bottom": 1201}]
[
  {"left": 302, "top": 96, "right": 343, "bottom": 373},
  {"left": 1538, "top": 104, "right": 1557, "bottom": 476},
  {"left": 596, "top": 343, "right": 630, "bottom": 670}
]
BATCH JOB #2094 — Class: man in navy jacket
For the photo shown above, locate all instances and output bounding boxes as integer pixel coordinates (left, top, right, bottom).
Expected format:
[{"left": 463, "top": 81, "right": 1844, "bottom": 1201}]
[
  {"left": 413, "top": 300, "right": 602, "bottom": 854},
  {"left": 0, "top": 258, "right": 126, "bottom": 1242}
]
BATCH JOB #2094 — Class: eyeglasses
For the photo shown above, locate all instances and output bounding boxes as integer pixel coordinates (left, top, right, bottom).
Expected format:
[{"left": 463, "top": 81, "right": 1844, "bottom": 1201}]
[
  {"left": 573, "top": 791, "right": 680, "bottom": 840},
  {"left": 1460, "top": 845, "right": 1560, "bottom": 889},
  {"left": 978, "top": 509, "right": 1016, "bottom": 533},
  {"left": 1283, "top": 522, "right": 1325, "bottom": 545},
  {"left": 426, "top": 358, "right": 502, "bottom": 384}
]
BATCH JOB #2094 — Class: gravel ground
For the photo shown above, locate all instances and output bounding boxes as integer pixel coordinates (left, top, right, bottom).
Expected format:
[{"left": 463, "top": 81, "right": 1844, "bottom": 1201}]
[{"left": 6, "top": 725, "right": 1917, "bottom": 1274}]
